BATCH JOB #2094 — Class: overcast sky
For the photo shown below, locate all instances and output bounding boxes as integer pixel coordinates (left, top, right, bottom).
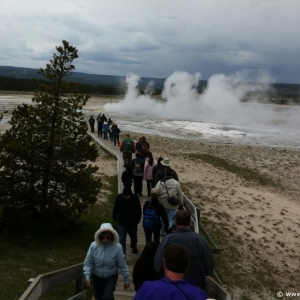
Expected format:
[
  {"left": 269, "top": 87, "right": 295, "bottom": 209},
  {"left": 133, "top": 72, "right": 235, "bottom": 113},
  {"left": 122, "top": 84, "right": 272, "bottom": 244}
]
[{"left": 1, "top": 0, "right": 300, "bottom": 83}]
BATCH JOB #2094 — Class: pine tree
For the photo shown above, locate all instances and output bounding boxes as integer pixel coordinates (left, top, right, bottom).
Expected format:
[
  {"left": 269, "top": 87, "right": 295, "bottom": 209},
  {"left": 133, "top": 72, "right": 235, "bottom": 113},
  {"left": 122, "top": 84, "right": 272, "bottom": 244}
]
[{"left": 0, "top": 40, "right": 101, "bottom": 230}]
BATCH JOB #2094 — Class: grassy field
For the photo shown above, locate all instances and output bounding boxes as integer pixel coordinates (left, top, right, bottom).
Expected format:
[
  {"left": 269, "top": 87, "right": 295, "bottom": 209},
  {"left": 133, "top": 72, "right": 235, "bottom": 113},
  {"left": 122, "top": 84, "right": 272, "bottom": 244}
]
[{"left": 0, "top": 172, "right": 118, "bottom": 300}]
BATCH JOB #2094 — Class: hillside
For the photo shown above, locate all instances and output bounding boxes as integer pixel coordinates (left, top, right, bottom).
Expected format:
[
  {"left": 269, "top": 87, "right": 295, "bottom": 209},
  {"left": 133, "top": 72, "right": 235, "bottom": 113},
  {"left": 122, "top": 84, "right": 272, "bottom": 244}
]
[{"left": 0, "top": 65, "right": 299, "bottom": 97}]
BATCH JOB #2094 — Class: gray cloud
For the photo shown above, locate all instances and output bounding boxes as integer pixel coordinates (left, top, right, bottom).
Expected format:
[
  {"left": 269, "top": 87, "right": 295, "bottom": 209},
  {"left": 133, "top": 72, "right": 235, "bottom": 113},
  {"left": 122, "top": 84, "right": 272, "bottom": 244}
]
[{"left": 0, "top": 0, "right": 300, "bottom": 83}]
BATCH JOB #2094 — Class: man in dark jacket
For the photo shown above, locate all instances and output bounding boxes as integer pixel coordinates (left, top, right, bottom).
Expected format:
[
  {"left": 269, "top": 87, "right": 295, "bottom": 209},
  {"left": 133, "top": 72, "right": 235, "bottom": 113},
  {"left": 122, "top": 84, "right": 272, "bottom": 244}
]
[
  {"left": 112, "top": 186, "right": 142, "bottom": 255},
  {"left": 97, "top": 115, "right": 102, "bottom": 137},
  {"left": 154, "top": 210, "right": 214, "bottom": 290},
  {"left": 88, "top": 116, "right": 95, "bottom": 133},
  {"left": 152, "top": 157, "right": 164, "bottom": 186}
]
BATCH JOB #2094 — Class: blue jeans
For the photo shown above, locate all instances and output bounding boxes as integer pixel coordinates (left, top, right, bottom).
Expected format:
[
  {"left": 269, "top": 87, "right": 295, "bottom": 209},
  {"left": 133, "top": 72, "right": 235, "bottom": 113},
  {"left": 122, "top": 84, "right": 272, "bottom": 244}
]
[
  {"left": 160, "top": 208, "right": 176, "bottom": 235},
  {"left": 92, "top": 273, "right": 118, "bottom": 300},
  {"left": 118, "top": 224, "right": 138, "bottom": 256}
]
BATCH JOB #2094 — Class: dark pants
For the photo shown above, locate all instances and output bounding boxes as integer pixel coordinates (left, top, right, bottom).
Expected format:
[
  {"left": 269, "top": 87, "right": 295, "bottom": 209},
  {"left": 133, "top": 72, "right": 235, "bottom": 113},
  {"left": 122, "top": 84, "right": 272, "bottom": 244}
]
[
  {"left": 123, "top": 152, "right": 132, "bottom": 166},
  {"left": 92, "top": 273, "right": 118, "bottom": 300},
  {"left": 146, "top": 179, "right": 153, "bottom": 196},
  {"left": 103, "top": 132, "right": 108, "bottom": 140},
  {"left": 134, "top": 176, "right": 143, "bottom": 195},
  {"left": 109, "top": 131, "right": 113, "bottom": 142},
  {"left": 90, "top": 124, "right": 94, "bottom": 132},
  {"left": 113, "top": 136, "right": 119, "bottom": 146},
  {"left": 98, "top": 124, "right": 102, "bottom": 137},
  {"left": 118, "top": 224, "right": 138, "bottom": 256},
  {"left": 144, "top": 227, "right": 160, "bottom": 245}
]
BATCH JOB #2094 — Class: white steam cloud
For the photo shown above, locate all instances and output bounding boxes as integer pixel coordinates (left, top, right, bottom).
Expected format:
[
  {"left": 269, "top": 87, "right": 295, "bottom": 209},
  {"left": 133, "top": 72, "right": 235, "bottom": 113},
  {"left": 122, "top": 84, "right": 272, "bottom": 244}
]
[
  {"left": 104, "top": 70, "right": 282, "bottom": 124},
  {"left": 104, "top": 70, "right": 300, "bottom": 147}
]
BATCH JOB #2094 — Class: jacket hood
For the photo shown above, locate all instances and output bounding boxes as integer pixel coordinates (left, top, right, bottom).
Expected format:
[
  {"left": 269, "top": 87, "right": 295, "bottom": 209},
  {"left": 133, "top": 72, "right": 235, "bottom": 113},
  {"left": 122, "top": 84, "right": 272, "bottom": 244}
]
[{"left": 94, "top": 223, "right": 119, "bottom": 248}]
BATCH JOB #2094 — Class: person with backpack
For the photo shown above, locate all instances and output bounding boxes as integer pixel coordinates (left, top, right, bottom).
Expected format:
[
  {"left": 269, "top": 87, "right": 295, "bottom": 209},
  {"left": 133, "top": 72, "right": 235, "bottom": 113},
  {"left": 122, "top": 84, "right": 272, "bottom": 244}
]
[
  {"left": 155, "top": 166, "right": 183, "bottom": 236},
  {"left": 131, "top": 152, "right": 144, "bottom": 196},
  {"left": 153, "top": 157, "right": 179, "bottom": 186},
  {"left": 142, "top": 188, "right": 169, "bottom": 245}
]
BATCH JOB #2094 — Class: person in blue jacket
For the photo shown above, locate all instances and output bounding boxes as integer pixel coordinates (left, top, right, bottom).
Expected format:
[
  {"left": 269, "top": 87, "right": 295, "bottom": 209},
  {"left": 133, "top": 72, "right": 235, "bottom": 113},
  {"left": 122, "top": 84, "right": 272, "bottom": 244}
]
[
  {"left": 83, "top": 223, "right": 130, "bottom": 300},
  {"left": 133, "top": 243, "right": 209, "bottom": 300},
  {"left": 102, "top": 121, "right": 108, "bottom": 140}
]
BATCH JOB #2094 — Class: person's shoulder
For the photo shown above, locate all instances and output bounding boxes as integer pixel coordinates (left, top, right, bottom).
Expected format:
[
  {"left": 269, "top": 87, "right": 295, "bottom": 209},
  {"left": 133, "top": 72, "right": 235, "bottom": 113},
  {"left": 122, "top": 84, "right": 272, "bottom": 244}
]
[
  {"left": 115, "top": 193, "right": 124, "bottom": 200},
  {"left": 88, "top": 241, "right": 97, "bottom": 249},
  {"left": 115, "top": 243, "right": 124, "bottom": 251},
  {"left": 131, "top": 193, "right": 140, "bottom": 200}
]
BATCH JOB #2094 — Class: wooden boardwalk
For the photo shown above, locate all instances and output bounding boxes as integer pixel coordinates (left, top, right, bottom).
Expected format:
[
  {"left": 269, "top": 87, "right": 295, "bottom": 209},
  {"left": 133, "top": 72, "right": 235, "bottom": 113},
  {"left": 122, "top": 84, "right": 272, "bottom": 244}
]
[{"left": 88, "top": 131, "right": 151, "bottom": 299}]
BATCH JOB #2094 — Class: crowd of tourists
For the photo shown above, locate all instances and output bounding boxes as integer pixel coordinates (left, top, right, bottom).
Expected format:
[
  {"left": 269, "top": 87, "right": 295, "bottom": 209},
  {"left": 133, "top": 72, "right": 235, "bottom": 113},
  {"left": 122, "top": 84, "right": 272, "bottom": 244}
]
[
  {"left": 84, "top": 114, "right": 215, "bottom": 300},
  {"left": 88, "top": 114, "right": 121, "bottom": 146}
]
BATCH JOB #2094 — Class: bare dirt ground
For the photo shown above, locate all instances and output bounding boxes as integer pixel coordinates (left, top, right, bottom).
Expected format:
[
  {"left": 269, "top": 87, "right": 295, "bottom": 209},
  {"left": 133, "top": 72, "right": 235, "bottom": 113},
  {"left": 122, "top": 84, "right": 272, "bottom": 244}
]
[
  {"left": 84, "top": 96, "right": 300, "bottom": 299},
  {"left": 1, "top": 94, "right": 299, "bottom": 299}
]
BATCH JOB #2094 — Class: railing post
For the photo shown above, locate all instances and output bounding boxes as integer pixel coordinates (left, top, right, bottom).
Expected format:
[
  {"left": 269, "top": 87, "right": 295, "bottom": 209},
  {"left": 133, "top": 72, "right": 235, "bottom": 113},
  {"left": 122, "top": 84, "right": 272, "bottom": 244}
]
[
  {"left": 196, "top": 207, "right": 200, "bottom": 225},
  {"left": 75, "top": 276, "right": 83, "bottom": 294}
]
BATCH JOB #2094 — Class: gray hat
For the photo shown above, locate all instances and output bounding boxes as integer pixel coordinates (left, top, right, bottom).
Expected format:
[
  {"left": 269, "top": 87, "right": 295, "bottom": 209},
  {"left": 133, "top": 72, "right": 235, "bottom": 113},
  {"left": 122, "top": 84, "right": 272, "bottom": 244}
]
[{"left": 161, "top": 157, "right": 171, "bottom": 166}]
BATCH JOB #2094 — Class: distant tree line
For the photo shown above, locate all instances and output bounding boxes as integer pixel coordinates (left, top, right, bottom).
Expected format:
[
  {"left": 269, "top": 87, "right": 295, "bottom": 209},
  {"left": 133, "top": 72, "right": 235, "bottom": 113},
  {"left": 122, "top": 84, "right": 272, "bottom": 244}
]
[{"left": 0, "top": 75, "right": 125, "bottom": 95}]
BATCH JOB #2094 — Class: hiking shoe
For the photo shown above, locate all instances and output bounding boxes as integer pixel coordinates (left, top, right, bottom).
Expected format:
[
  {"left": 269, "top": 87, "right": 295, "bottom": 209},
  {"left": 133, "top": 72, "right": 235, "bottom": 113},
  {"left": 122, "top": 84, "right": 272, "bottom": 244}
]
[{"left": 132, "top": 248, "right": 138, "bottom": 254}]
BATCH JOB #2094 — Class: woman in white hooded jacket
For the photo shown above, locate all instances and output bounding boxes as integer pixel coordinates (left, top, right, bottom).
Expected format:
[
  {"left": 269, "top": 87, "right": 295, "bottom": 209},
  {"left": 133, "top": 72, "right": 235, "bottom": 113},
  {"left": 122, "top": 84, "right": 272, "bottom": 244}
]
[
  {"left": 83, "top": 223, "right": 130, "bottom": 300},
  {"left": 155, "top": 167, "right": 183, "bottom": 236}
]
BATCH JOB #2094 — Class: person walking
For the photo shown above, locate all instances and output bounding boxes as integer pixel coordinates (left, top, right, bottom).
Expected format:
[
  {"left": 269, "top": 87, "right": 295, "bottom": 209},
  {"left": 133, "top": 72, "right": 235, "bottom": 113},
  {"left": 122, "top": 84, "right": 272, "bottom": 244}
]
[
  {"left": 119, "top": 134, "right": 136, "bottom": 167},
  {"left": 154, "top": 210, "right": 214, "bottom": 290},
  {"left": 101, "top": 113, "right": 107, "bottom": 123},
  {"left": 143, "top": 153, "right": 156, "bottom": 196},
  {"left": 121, "top": 164, "right": 134, "bottom": 188},
  {"left": 153, "top": 157, "right": 179, "bottom": 185},
  {"left": 108, "top": 120, "right": 114, "bottom": 142},
  {"left": 88, "top": 116, "right": 95, "bottom": 133},
  {"left": 140, "top": 143, "right": 152, "bottom": 161},
  {"left": 135, "top": 137, "right": 143, "bottom": 153},
  {"left": 132, "top": 241, "right": 160, "bottom": 292},
  {"left": 112, "top": 124, "right": 121, "bottom": 146},
  {"left": 97, "top": 115, "right": 102, "bottom": 138},
  {"left": 141, "top": 136, "right": 150, "bottom": 149},
  {"left": 131, "top": 152, "right": 144, "bottom": 196},
  {"left": 102, "top": 121, "right": 108, "bottom": 140},
  {"left": 142, "top": 188, "right": 169, "bottom": 245},
  {"left": 155, "top": 166, "right": 183, "bottom": 236},
  {"left": 134, "top": 244, "right": 209, "bottom": 300},
  {"left": 112, "top": 186, "right": 142, "bottom": 256},
  {"left": 83, "top": 223, "right": 130, "bottom": 300},
  {"left": 152, "top": 157, "right": 164, "bottom": 187}
]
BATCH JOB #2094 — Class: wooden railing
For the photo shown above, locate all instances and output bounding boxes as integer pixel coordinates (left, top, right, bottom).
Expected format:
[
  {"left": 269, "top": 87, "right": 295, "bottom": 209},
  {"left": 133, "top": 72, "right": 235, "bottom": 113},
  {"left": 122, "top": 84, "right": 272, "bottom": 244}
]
[
  {"left": 0, "top": 104, "right": 18, "bottom": 113},
  {"left": 19, "top": 263, "right": 85, "bottom": 300},
  {"left": 19, "top": 134, "right": 231, "bottom": 299}
]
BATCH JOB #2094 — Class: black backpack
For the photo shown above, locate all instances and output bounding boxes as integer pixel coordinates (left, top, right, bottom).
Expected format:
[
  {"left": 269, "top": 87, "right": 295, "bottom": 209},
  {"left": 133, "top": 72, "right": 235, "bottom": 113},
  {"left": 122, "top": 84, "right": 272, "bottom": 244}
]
[{"left": 133, "top": 160, "right": 142, "bottom": 173}]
